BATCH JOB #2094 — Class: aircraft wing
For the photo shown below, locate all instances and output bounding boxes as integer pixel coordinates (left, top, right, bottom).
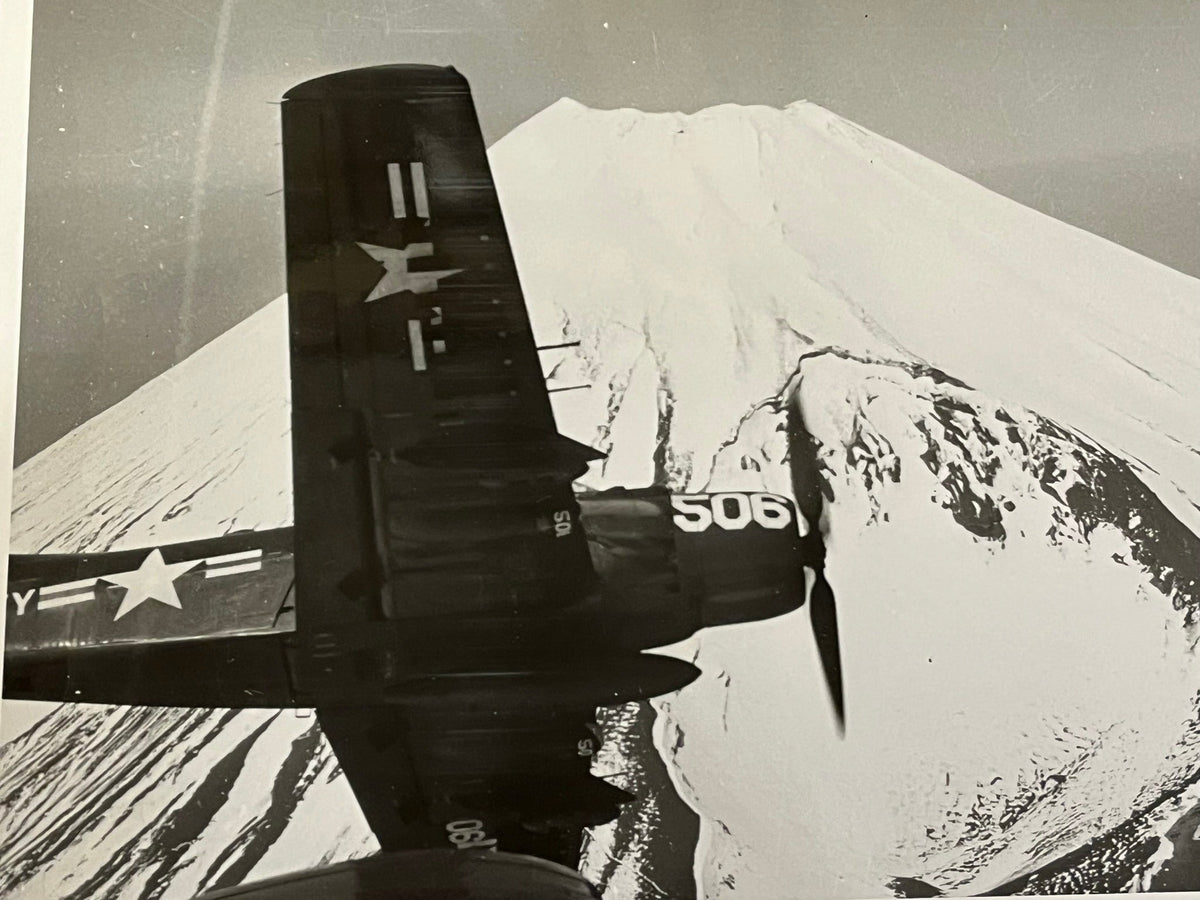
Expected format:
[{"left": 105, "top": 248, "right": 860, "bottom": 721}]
[
  {"left": 3, "top": 528, "right": 297, "bottom": 707},
  {"left": 282, "top": 64, "right": 603, "bottom": 641},
  {"left": 281, "top": 66, "right": 691, "bottom": 870}
]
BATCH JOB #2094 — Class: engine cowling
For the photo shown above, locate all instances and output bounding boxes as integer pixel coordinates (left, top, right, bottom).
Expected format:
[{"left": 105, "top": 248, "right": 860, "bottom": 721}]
[{"left": 577, "top": 486, "right": 807, "bottom": 649}]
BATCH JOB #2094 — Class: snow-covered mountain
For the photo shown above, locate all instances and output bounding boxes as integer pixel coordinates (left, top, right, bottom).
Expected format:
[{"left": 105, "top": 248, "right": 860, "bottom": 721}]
[{"left": 5, "top": 97, "right": 1200, "bottom": 899}]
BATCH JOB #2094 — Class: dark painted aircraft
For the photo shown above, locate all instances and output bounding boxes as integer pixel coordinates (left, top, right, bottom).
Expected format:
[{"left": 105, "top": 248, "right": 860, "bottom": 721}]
[{"left": 3, "top": 65, "right": 844, "bottom": 898}]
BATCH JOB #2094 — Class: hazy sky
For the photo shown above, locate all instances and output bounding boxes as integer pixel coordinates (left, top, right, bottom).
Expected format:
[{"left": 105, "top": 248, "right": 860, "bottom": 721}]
[{"left": 14, "top": 0, "right": 1200, "bottom": 463}]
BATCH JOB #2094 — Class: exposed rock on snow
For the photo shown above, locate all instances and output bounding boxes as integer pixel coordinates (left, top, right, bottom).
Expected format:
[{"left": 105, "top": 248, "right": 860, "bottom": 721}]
[{"left": 6, "top": 96, "right": 1200, "bottom": 898}]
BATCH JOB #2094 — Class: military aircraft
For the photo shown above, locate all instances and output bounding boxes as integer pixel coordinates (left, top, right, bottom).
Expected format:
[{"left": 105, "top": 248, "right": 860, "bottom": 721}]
[{"left": 3, "top": 65, "right": 844, "bottom": 898}]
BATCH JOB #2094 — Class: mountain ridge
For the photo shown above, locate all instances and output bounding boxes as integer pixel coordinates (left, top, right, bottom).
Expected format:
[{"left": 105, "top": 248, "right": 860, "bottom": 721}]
[
  {"left": 4, "top": 95, "right": 1200, "bottom": 897},
  {"left": 500, "top": 95, "right": 1200, "bottom": 541}
]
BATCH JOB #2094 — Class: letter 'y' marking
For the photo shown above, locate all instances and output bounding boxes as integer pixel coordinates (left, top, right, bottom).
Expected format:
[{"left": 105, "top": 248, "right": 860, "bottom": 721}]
[{"left": 10, "top": 589, "right": 35, "bottom": 616}]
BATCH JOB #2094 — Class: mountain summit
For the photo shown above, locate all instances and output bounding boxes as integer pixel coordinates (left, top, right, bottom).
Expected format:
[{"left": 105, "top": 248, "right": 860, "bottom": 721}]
[
  {"left": 499, "top": 98, "right": 1200, "bottom": 521},
  {"left": 5, "top": 98, "right": 1200, "bottom": 898}
]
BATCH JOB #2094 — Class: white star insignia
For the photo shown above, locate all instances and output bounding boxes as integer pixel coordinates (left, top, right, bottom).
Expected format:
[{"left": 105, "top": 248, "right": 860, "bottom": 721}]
[
  {"left": 103, "top": 548, "right": 200, "bottom": 621},
  {"left": 356, "top": 242, "right": 463, "bottom": 302}
]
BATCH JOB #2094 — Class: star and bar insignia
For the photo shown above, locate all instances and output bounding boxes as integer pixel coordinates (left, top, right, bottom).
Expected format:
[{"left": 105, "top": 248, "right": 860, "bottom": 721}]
[
  {"left": 9, "top": 547, "right": 267, "bottom": 622},
  {"left": 356, "top": 242, "right": 463, "bottom": 302},
  {"left": 355, "top": 160, "right": 464, "bottom": 304}
]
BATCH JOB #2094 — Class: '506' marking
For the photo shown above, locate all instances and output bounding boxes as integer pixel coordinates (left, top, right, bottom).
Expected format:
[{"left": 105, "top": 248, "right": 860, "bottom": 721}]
[{"left": 671, "top": 492, "right": 793, "bottom": 533}]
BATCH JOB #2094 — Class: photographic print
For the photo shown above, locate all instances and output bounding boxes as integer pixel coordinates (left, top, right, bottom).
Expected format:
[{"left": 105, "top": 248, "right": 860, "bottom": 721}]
[{"left": 3, "top": 2, "right": 1200, "bottom": 898}]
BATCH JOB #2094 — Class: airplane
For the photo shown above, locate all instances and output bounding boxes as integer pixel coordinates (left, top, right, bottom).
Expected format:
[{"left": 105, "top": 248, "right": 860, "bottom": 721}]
[{"left": 3, "top": 65, "right": 844, "bottom": 898}]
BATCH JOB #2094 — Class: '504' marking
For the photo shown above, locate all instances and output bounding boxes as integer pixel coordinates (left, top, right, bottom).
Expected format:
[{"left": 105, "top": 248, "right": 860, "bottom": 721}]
[
  {"left": 671, "top": 492, "right": 793, "bottom": 533},
  {"left": 552, "top": 509, "right": 573, "bottom": 538}
]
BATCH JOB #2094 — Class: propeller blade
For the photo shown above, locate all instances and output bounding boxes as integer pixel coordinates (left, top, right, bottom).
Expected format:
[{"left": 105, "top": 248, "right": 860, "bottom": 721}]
[
  {"left": 809, "top": 568, "right": 845, "bottom": 734},
  {"left": 787, "top": 397, "right": 845, "bottom": 734}
]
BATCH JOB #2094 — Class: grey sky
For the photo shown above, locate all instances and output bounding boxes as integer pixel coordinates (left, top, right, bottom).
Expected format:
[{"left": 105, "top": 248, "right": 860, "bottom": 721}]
[{"left": 15, "top": 0, "right": 1200, "bottom": 464}]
